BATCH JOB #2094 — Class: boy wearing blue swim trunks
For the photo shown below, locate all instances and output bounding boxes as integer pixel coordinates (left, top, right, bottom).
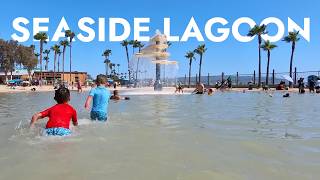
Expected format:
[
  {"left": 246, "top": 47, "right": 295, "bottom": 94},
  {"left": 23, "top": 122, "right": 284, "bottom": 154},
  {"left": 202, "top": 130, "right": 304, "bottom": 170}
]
[{"left": 85, "top": 74, "right": 111, "bottom": 121}]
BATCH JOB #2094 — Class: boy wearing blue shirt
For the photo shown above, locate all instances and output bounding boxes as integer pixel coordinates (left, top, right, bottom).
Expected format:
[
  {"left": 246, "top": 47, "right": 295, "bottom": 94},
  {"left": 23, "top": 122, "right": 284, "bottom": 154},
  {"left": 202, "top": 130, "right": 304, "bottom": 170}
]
[{"left": 85, "top": 74, "right": 111, "bottom": 121}]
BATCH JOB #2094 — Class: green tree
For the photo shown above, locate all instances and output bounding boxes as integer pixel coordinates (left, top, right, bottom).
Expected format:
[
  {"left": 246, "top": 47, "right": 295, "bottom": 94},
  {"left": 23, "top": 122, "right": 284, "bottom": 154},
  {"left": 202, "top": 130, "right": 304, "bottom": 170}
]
[
  {"left": 261, "top": 41, "right": 277, "bottom": 86},
  {"left": 20, "top": 46, "right": 38, "bottom": 82},
  {"left": 65, "top": 30, "right": 75, "bottom": 82},
  {"left": 33, "top": 32, "right": 48, "bottom": 84},
  {"left": 247, "top": 24, "right": 267, "bottom": 88},
  {"left": 283, "top": 31, "right": 300, "bottom": 88},
  {"left": 194, "top": 44, "right": 207, "bottom": 83},
  {"left": 185, "top": 51, "right": 196, "bottom": 88}
]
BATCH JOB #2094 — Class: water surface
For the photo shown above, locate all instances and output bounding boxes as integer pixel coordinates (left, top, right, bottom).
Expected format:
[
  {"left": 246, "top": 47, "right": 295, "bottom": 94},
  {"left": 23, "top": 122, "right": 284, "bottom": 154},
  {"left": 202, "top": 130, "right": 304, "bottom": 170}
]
[{"left": 0, "top": 91, "right": 319, "bottom": 180}]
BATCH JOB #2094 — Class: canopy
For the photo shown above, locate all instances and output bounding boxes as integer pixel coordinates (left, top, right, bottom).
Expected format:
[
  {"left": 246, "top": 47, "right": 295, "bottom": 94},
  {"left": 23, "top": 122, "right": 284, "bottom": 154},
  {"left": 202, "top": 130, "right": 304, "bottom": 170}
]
[{"left": 281, "top": 75, "right": 294, "bottom": 83}]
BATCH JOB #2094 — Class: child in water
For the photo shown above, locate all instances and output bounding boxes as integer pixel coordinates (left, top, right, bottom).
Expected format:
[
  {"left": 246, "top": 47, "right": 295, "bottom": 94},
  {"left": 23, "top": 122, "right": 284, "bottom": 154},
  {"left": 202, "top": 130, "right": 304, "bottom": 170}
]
[
  {"left": 30, "top": 87, "right": 78, "bottom": 136},
  {"left": 110, "top": 90, "right": 130, "bottom": 100},
  {"left": 85, "top": 74, "right": 111, "bottom": 121}
]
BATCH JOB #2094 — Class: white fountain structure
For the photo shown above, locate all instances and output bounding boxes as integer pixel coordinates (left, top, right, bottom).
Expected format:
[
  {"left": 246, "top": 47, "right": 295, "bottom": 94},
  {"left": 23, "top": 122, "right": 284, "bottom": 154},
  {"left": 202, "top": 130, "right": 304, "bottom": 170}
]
[{"left": 130, "top": 30, "right": 178, "bottom": 91}]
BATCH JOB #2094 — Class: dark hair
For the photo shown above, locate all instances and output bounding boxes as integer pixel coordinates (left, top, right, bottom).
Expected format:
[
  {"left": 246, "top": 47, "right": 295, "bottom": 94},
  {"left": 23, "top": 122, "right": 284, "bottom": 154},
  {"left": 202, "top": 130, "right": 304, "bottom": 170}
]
[
  {"left": 96, "top": 74, "right": 107, "bottom": 85},
  {"left": 54, "top": 87, "right": 70, "bottom": 104}
]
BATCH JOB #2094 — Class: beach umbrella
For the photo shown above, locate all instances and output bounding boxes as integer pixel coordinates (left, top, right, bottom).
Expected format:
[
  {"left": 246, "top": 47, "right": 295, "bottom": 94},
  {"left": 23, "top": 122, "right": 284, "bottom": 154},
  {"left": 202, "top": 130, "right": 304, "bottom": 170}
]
[{"left": 281, "top": 75, "right": 294, "bottom": 82}]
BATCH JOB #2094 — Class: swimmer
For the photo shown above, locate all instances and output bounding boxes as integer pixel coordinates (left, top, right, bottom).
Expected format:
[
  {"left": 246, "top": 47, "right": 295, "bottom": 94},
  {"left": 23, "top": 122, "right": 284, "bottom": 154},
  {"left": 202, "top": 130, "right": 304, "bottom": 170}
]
[
  {"left": 30, "top": 87, "right": 78, "bottom": 136},
  {"left": 208, "top": 88, "right": 213, "bottom": 95},
  {"left": 110, "top": 90, "right": 130, "bottom": 100}
]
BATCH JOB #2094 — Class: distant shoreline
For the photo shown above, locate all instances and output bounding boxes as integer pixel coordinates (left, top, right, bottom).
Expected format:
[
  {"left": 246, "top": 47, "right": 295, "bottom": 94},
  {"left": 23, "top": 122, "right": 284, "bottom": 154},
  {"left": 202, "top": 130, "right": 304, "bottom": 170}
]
[{"left": 0, "top": 85, "right": 302, "bottom": 94}]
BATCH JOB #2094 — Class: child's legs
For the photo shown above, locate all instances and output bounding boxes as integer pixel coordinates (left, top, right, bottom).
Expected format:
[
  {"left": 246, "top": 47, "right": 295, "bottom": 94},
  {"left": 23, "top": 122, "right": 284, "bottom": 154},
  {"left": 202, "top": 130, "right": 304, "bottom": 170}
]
[{"left": 90, "top": 111, "right": 107, "bottom": 121}]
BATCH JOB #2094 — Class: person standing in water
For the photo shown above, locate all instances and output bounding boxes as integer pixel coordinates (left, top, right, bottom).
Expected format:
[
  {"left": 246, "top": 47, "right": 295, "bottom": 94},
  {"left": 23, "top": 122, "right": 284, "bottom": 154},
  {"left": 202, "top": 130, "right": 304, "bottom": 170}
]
[
  {"left": 85, "top": 74, "right": 111, "bottom": 121},
  {"left": 193, "top": 82, "right": 205, "bottom": 94},
  {"left": 30, "top": 87, "right": 78, "bottom": 136},
  {"left": 77, "top": 80, "right": 82, "bottom": 93}
]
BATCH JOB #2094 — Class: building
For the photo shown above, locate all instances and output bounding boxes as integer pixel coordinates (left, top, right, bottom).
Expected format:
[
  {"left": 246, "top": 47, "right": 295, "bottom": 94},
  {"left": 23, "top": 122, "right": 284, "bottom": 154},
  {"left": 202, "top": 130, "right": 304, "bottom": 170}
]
[
  {"left": 0, "top": 68, "right": 33, "bottom": 84},
  {"left": 33, "top": 71, "right": 88, "bottom": 85}
]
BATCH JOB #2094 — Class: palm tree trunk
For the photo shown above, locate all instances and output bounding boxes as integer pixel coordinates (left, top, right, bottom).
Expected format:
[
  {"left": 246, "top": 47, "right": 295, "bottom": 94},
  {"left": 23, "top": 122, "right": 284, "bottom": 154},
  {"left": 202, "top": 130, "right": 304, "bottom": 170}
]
[
  {"left": 53, "top": 52, "right": 57, "bottom": 86},
  {"left": 198, "top": 54, "right": 202, "bottom": 83},
  {"left": 4, "top": 71, "right": 8, "bottom": 83},
  {"left": 39, "top": 41, "right": 43, "bottom": 86},
  {"left": 105, "top": 62, "right": 108, "bottom": 76},
  {"left": 57, "top": 54, "right": 60, "bottom": 72},
  {"left": 45, "top": 58, "right": 48, "bottom": 71},
  {"left": 69, "top": 41, "right": 72, "bottom": 84},
  {"left": 188, "top": 60, "right": 192, "bottom": 88},
  {"left": 266, "top": 50, "right": 270, "bottom": 85},
  {"left": 62, "top": 47, "right": 65, "bottom": 82},
  {"left": 136, "top": 47, "right": 141, "bottom": 82},
  {"left": 258, "top": 36, "right": 262, "bottom": 88},
  {"left": 289, "top": 42, "right": 295, "bottom": 88},
  {"left": 125, "top": 46, "right": 130, "bottom": 82}
]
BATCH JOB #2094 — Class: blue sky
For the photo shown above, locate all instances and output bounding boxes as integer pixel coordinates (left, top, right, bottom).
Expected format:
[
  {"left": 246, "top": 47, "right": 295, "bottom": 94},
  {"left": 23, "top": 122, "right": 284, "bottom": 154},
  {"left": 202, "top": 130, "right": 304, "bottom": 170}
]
[{"left": 0, "top": 0, "right": 319, "bottom": 77}]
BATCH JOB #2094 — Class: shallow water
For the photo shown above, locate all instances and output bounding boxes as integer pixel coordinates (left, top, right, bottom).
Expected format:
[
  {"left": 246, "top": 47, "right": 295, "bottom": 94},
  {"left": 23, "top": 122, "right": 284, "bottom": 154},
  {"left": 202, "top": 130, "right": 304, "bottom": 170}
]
[{"left": 0, "top": 91, "right": 320, "bottom": 180}]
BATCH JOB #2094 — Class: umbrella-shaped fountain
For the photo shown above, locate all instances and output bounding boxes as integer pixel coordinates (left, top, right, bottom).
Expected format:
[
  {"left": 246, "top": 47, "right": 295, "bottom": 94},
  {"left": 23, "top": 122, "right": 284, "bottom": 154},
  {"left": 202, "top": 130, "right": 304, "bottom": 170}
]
[{"left": 130, "top": 30, "right": 178, "bottom": 91}]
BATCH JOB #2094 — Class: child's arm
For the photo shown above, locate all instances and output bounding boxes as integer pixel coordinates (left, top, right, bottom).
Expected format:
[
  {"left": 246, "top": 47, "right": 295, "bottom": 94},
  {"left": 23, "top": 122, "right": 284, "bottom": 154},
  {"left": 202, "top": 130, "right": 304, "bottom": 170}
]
[
  {"left": 84, "top": 96, "right": 92, "bottom": 110},
  {"left": 30, "top": 113, "right": 42, "bottom": 128},
  {"left": 72, "top": 109, "right": 78, "bottom": 126}
]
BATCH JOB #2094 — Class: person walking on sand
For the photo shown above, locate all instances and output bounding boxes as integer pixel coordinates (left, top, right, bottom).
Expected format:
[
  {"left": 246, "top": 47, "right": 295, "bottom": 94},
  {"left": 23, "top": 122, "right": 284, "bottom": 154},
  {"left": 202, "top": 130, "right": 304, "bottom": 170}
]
[
  {"left": 77, "top": 81, "right": 82, "bottom": 93},
  {"left": 84, "top": 74, "right": 111, "bottom": 121}
]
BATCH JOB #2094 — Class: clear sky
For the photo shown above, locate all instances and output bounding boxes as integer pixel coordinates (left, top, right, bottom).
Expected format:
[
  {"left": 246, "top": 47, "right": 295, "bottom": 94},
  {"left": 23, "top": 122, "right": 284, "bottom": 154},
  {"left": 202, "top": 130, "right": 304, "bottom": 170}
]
[{"left": 0, "top": 0, "right": 319, "bottom": 77}]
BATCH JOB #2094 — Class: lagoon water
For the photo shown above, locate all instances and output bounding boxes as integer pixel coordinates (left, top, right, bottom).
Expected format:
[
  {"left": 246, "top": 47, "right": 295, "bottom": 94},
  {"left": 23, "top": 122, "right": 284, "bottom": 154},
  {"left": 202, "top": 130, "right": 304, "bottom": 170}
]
[{"left": 0, "top": 91, "right": 320, "bottom": 180}]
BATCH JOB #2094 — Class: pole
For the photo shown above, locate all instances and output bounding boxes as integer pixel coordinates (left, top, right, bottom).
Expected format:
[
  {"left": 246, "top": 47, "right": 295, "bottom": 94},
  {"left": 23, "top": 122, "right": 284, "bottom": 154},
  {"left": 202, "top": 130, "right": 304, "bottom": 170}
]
[
  {"left": 294, "top": 67, "right": 297, "bottom": 85},
  {"left": 195, "top": 74, "right": 198, "bottom": 84},
  {"left": 207, "top": 73, "right": 210, "bottom": 86},
  {"left": 236, "top": 72, "right": 239, "bottom": 86},
  {"left": 253, "top": 70, "right": 256, "bottom": 85},
  {"left": 272, "top": 69, "right": 275, "bottom": 85},
  {"left": 184, "top": 74, "right": 187, "bottom": 85},
  {"left": 221, "top": 72, "right": 224, "bottom": 82}
]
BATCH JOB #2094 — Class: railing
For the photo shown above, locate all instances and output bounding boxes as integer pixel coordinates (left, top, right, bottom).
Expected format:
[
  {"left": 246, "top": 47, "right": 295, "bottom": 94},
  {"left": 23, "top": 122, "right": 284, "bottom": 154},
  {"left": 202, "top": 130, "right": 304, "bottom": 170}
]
[{"left": 178, "top": 68, "right": 320, "bottom": 87}]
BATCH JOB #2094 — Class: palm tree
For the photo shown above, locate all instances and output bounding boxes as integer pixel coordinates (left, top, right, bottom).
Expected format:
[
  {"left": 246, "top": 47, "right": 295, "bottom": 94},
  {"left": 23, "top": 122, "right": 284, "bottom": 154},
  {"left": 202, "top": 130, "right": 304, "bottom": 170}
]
[
  {"left": 59, "top": 39, "right": 69, "bottom": 81},
  {"left": 129, "top": 40, "right": 139, "bottom": 55},
  {"left": 261, "top": 41, "right": 277, "bottom": 86},
  {"left": 283, "top": 31, "right": 300, "bottom": 88},
  {"left": 102, "top": 49, "right": 112, "bottom": 76},
  {"left": 43, "top": 56, "right": 49, "bottom": 71},
  {"left": 43, "top": 49, "right": 50, "bottom": 71},
  {"left": 51, "top": 44, "right": 60, "bottom": 85},
  {"left": 135, "top": 41, "right": 144, "bottom": 81},
  {"left": 121, "top": 40, "right": 131, "bottom": 82},
  {"left": 33, "top": 32, "right": 48, "bottom": 84},
  {"left": 247, "top": 24, "right": 267, "bottom": 88},
  {"left": 194, "top": 44, "right": 207, "bottom": 83},
  {"left": 185, "top": 51, "right": 196, "bottom": 88},
  {"left": 65, "top": 30, "right": 75, "bottom": 83}
]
